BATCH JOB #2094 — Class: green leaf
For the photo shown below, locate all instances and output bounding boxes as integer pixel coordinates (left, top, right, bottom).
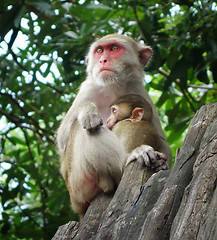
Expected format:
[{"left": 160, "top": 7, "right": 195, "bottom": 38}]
[
  {"left": 27, "top": 1, "right": 55, "bottom": 16},
  {"left": 14, "top": 5, "right": 26, "bottom": 28},
  {"left": 8, "top": 136, "right": 26, "bottom": 146}
]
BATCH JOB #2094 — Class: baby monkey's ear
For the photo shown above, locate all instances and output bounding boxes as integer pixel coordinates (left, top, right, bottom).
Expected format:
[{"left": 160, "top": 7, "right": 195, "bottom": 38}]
[{"left": 130, "top": 107, "right": 144, "bottom": 122}]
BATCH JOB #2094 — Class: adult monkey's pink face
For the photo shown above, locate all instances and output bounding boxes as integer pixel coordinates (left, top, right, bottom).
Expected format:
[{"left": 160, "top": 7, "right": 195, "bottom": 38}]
[
  {"left": 86, "top": 34, "right": 152, "bottom": 86},
  {"left": 93, "top": 41, "right": 125, "bottom": 79}
]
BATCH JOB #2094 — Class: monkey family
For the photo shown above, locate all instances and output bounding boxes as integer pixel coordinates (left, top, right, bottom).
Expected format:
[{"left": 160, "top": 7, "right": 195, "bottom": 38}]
[{"left": 57, "top": 34, "right": 171, "bottom": 218}]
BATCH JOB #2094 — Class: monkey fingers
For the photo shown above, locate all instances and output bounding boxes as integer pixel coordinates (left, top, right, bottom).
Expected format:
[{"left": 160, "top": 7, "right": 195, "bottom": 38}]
[
  {"left": 126, "top": 145, "right": 157, "bottom": 167},
  {"left": 76, "top": 102, "right": 103, "bottom": 132},
  {"left": 151, "top": 159, "right": 168, "bottom": 172},
  {"left": 78, "top": 111, "right": 103, "bottom": 132},
  {"left": 155, "top": 151, "right": 167, "bottom": 161},
  {"left": 83, "top": 114, "right": 103, "bottom": 132},
  {"left": 151, "top": 151, "right": 168, "bottom": 172}
]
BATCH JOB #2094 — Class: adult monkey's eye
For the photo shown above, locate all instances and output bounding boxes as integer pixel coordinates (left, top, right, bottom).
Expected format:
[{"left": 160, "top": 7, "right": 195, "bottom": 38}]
[
  {"left": 111, "top": 44, "right": 119, "bottom": 51},
  {"left": 96, "top": 47, "right": 103, "bottom": 53}
]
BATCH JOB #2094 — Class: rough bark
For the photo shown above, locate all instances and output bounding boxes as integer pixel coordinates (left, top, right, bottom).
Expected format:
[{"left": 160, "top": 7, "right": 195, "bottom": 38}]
[{"left": 52, "top": 103, "right": 217, "bottom": 240}]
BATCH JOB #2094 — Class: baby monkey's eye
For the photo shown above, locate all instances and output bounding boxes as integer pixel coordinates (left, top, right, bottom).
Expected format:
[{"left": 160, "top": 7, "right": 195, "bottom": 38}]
[
  {"left": 111, "top": 44, "right": 119, "bottom": 51},
  {"left": 96, "top": 47, "right": 103, "bottom": 53},
  {"left": 111, "top": 107, "right": 117, "bottom": 116}
]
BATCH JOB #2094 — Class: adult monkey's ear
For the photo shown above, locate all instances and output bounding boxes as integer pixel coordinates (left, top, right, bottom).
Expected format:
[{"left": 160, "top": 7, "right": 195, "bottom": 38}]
[{"left": 139, "top": 47, "right": 152, "bottom": 67}]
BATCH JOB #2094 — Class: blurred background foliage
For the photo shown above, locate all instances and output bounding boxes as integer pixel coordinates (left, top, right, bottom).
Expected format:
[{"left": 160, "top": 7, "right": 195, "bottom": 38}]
[{"left": 0, "top": 0, "right": 216, "bottom": 239}]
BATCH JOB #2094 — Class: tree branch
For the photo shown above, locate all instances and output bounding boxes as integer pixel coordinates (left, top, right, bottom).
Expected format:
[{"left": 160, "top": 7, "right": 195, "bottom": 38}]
[
  {"left": 0, "top": 92, "right": 55, "bottom": 144},
  {"left": 158, "top": 68, "right": 197, "bottom": 112}
]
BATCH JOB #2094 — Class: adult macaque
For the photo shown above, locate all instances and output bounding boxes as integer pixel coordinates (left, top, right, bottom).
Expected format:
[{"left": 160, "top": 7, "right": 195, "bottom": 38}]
[
  {"left": 57, "top": 34, "right": 171, "bottom": 218},
  {"left": 107, "top": 94, "right": 167, "bottom": 171}
]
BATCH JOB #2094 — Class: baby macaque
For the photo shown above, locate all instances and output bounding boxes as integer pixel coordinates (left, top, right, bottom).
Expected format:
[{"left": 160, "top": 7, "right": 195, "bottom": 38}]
[{"left": 107, "top": 94, "right": 167, "bottom": 171}]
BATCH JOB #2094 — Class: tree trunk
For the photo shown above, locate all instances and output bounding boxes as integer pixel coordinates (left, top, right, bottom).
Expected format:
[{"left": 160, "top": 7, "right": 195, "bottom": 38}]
[{"left": 52, "top": 103, "right": 217, "bottom": 240}]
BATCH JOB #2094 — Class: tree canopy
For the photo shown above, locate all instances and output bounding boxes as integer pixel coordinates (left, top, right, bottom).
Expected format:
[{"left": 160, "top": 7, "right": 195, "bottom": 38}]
[{"left": 0, "top": 0, "right": 216, "bottom": 239}]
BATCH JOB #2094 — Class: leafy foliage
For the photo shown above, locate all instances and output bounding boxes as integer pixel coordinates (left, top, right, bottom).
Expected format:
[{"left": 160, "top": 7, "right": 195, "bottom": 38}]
[{"left": 0, "top": 0, "right": 216, "bottom": 239}]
